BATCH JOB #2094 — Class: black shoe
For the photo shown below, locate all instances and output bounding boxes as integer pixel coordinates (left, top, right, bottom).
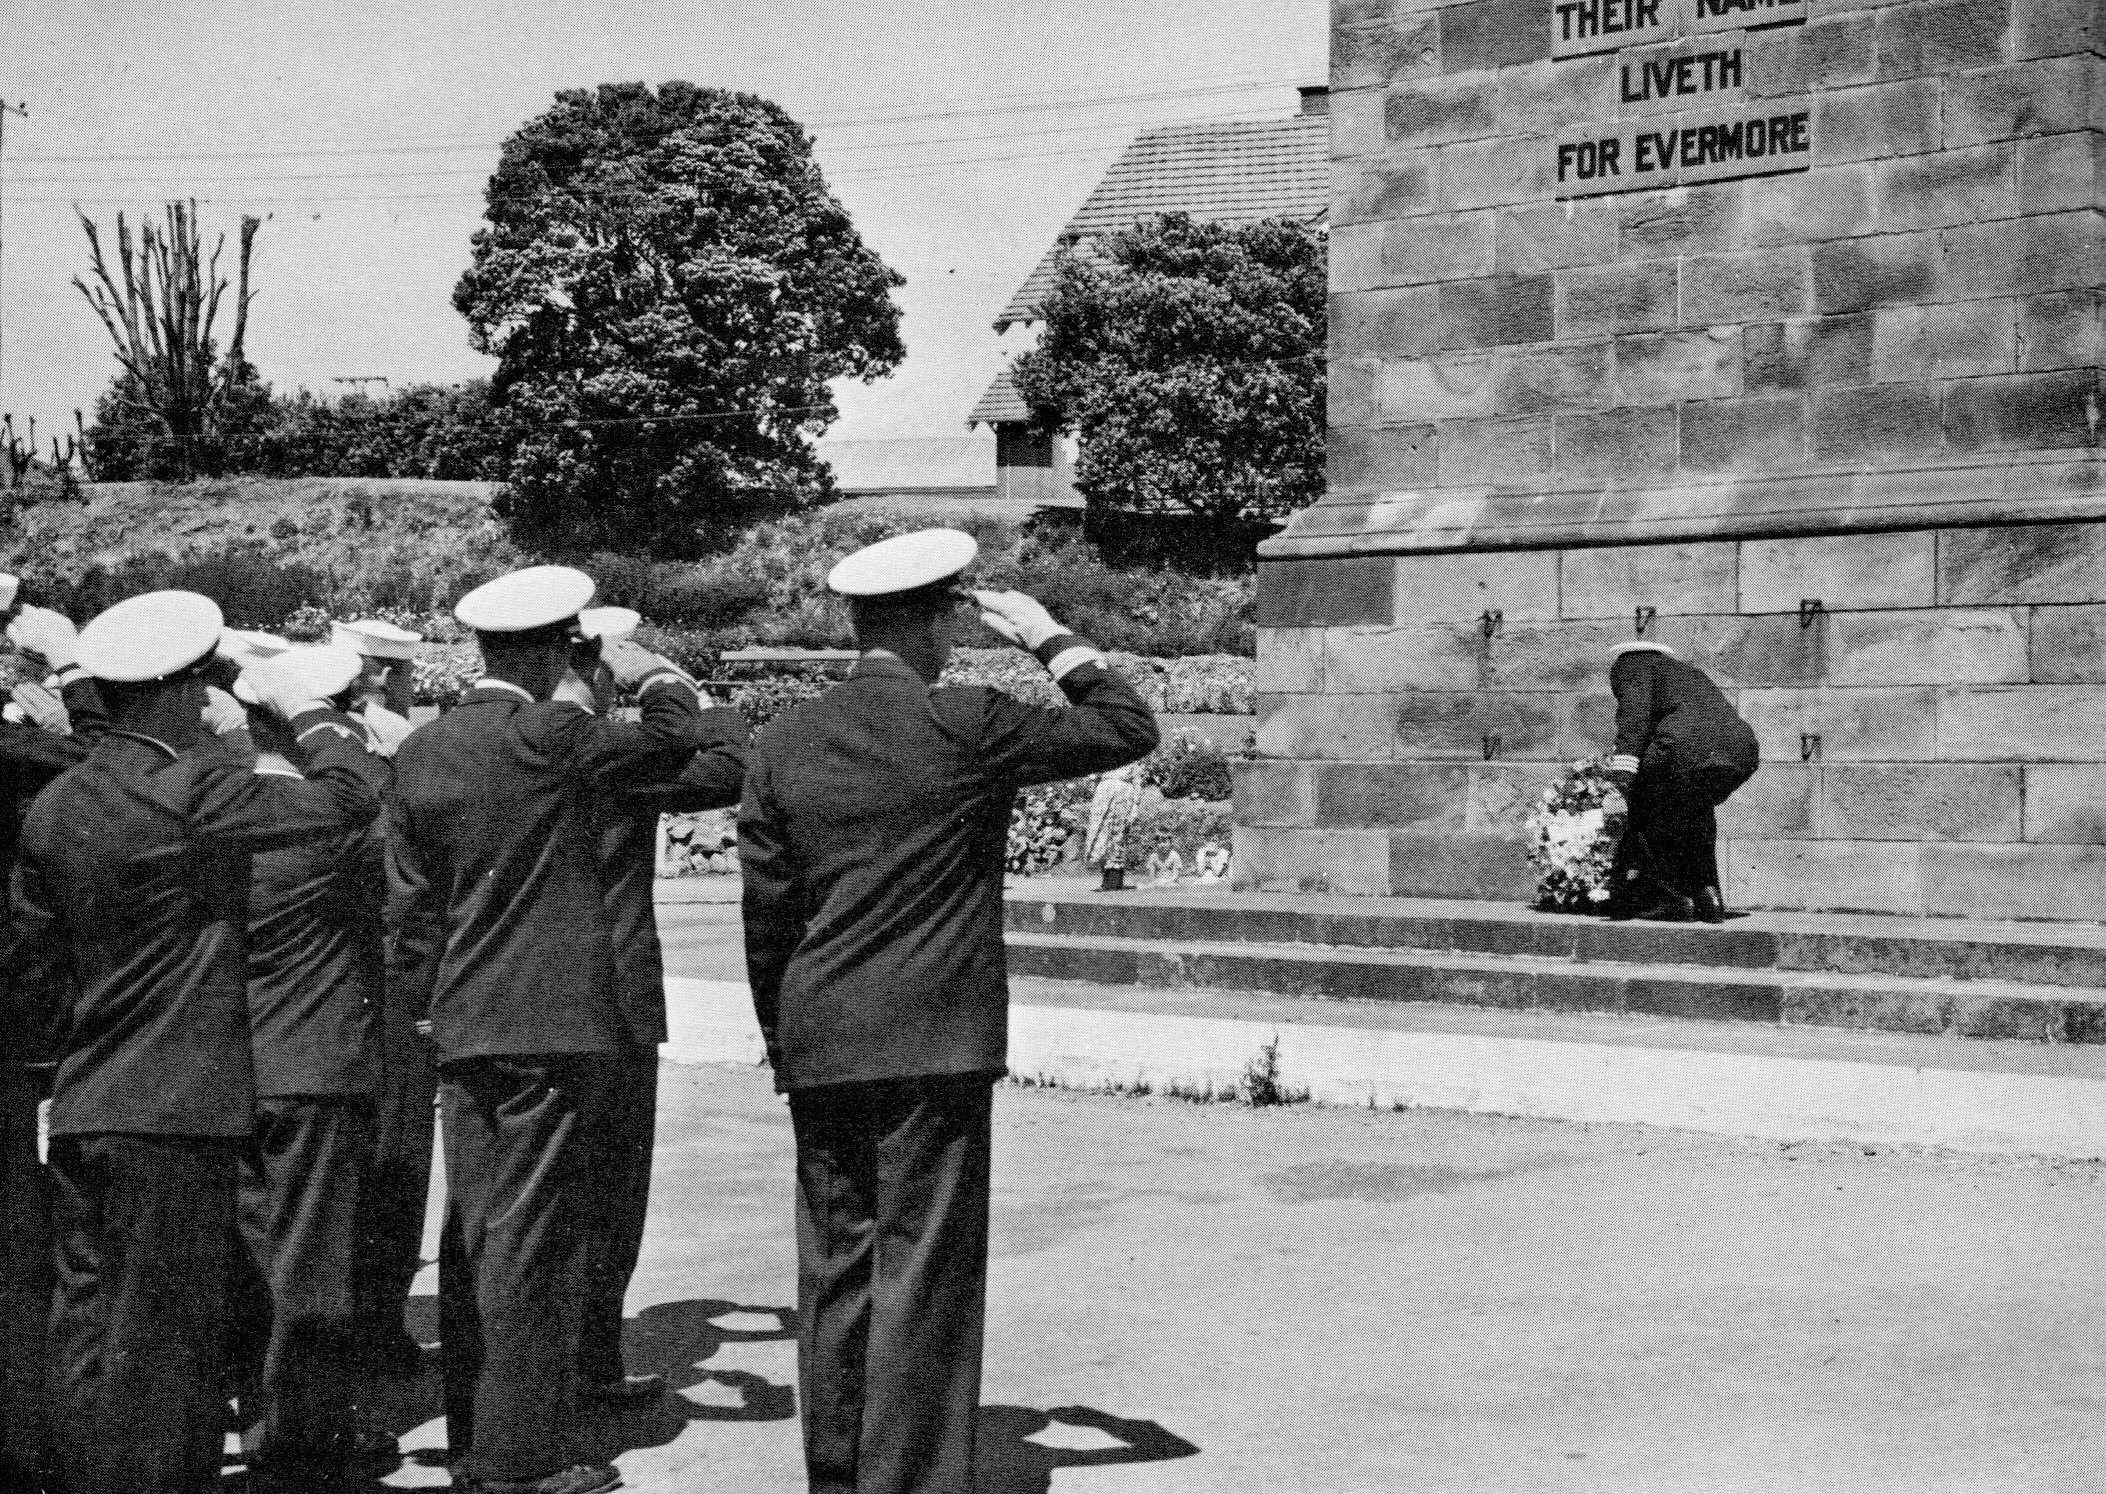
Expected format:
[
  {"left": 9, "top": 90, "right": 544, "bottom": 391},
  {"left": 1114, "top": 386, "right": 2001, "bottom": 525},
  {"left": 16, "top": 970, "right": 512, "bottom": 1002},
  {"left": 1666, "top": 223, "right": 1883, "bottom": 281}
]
[
  {"left": 1694, "top": 887, "right": 1727, "bottom": 924},
  {"left": 362, "top": 1329, "right": 431, "bottom": 1379},
  {"left": 459, "top": 1463, "right": 622, "bottom": 1494},
  {"left": 1099, "top": 867, "right": 1125, "bottom": 892},
  {"left": 1624, "top": 892, "right": 1697, "bottom": 923},
  {"left": 584, "top": 1373, "right": 665, "bottom": 1404}
]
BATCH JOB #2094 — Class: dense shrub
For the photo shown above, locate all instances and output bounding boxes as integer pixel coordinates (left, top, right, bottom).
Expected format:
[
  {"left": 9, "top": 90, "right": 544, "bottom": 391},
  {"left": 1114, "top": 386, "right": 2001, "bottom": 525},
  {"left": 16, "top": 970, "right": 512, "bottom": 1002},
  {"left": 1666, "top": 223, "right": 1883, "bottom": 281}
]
[
  {"left": 1146, "top": 731, "right": 1234, "bottom": 802},
  {"left": 731, "top": 676, "right": 828, "bottom": 731},
  {"left": 20, "top": 543, "right": 334, "bottom": 631},
  {"left": 1006, "top": 778, "right": 1093, "bottom": 875}
]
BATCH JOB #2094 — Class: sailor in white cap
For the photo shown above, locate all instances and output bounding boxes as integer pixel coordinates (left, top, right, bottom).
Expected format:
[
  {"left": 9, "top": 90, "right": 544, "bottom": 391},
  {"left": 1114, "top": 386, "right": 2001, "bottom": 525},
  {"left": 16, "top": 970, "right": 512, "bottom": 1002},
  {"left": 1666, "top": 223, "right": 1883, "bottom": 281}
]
[
  {"left": 331, "top": 618, "right": 422, "bottom": 757},
  {"left": 0, "top": 594, "right": 105, "bottom": 1492},
  {"left": 1602, "top": 638, "right": 1760, "bottom": 924},
  {"left": 554, "top": 602, "right": 749, "bottom": 1405},
  {"left": 218, "top": 644, "right": 400, "bottom": 1485},
  {"left": 740, "top": 529, "right": 1159, "bottom": 1494},
  {"left": 387, "top": 564, "right": 705, "bottom": 1494},
  {"left": 9, "top": 591, "right": 385, "bottom": 1494}
]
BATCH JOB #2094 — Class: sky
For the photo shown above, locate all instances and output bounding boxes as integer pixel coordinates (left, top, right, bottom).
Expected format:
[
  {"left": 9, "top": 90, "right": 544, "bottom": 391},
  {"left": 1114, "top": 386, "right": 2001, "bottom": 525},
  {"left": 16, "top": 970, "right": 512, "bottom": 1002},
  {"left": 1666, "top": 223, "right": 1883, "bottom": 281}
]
[{"left": 0, "top": 0, "right": 1327, "bottom": 461}]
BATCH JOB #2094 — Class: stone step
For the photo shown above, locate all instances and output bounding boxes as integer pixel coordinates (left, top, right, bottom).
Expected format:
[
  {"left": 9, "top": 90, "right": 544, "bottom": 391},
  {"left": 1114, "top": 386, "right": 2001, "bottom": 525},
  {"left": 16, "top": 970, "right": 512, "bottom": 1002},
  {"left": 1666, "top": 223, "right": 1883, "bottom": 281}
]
[
  {"left": 1001, "top": 930, "right": 2106, "bottom": 1043},
  {"left": 1002, "top": 879, "right": 2106, "bottom": 989}
]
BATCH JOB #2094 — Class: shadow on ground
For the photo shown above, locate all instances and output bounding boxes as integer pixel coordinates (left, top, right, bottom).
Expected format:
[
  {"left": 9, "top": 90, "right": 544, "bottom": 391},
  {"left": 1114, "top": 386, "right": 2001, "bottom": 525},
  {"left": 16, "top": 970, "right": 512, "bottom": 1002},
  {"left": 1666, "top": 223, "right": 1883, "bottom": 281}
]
[{"left": 974, "top": 1405, "right": 1200, "bottom": 1494}]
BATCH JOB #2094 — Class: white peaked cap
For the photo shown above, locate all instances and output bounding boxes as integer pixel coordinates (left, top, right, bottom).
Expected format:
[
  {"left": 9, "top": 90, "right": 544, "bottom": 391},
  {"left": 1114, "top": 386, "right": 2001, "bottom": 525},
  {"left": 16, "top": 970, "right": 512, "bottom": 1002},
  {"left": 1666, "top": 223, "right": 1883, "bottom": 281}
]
[
  {"left": 331, "top": 617, "right": 424, "bottom": 659},
  {"left": 217, "top": 628, "right": 297, "bottom": 667},
  {"left": 578, "top": 606, "right": 641, "bottom": 641},
  {"left": 1610, "top": 640, "right": 1677, "bottom": 659},
  {"left": 454, "top": 566, "right": 595, "bottom": 633},
  {"left": 236, "top": 644, "right": 364, "bottom": 708},
  {"left": 0, "top": 575, "right": 18, "bottom": 612},
  {"left": 77, "top": 591, "right": 224, "bottom": 683},
  {"left": 826, "top": 528, "right": 977, "bottom": 598}
]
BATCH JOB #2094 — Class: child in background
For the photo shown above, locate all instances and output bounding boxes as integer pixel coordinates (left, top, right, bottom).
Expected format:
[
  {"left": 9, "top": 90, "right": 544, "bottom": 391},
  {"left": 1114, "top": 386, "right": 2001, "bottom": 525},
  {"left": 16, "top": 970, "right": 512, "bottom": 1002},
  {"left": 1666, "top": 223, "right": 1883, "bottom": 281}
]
[{"left": 1143, "top": 831, "right": 1183, "bottom": 887}]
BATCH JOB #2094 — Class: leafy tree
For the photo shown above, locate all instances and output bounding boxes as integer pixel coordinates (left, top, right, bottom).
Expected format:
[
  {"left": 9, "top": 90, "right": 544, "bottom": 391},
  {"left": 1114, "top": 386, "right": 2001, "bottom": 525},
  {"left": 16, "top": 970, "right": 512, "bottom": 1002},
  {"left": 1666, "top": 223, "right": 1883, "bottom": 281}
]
[
  {"left": 453, "top": 81, "right": 905, "bottom": 557},
  {"left": 1010, "top": 213, "right": 1325, "bottom": 530}
]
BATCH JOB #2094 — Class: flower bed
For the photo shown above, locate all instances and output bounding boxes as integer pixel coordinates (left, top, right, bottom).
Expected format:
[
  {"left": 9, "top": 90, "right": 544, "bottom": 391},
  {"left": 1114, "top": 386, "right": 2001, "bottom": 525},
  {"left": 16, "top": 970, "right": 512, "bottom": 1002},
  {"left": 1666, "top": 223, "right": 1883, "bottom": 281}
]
[{"left": 1524, "top": 758, "right": 1622, "bottom": 913}]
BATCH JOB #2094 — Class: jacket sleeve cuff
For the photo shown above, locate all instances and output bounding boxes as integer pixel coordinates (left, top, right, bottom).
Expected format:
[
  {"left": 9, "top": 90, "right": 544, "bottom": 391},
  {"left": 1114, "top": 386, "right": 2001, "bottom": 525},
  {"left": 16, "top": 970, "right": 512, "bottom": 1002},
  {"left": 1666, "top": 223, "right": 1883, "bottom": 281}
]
[
  {"left": 291, "top": 708, "right": 366, "bottom": 747},
  {"left": 638, "top": 669, "right": 695, "bottom": 697},
  {"left": 1609, "top": 754, "right": 1640, "bottom": 775},
  {"left": 1033, "top": 633, "right": 1105, "bottom": 682}
]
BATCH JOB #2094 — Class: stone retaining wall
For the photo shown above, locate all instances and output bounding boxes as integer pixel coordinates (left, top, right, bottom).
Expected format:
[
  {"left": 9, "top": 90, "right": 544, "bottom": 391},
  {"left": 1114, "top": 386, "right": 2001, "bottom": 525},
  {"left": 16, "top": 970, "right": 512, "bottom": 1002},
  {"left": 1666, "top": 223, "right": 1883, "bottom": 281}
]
[{"left": 1238, "top": 520, "right": 2106, "bottom": 917}]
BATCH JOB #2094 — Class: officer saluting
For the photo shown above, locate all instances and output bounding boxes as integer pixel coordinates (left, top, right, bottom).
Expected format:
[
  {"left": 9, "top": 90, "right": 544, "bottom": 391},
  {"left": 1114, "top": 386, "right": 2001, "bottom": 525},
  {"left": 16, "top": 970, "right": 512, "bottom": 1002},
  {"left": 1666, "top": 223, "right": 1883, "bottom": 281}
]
[
  {"left": 739, "top": 530, "right": 1157, "bottom": 1494},
  {"left": 8, "top": 591, "right": 384, "bottom": 1494},
  {"left": 386, "top": 566, "right": 705, "bottom": 1494}
]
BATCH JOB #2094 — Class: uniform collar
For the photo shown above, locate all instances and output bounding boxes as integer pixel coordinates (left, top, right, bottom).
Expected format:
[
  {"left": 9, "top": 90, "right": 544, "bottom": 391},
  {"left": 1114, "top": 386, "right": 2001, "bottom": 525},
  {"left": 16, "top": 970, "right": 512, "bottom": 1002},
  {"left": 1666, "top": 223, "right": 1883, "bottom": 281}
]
[
  {"left": 849, "top": 651, "right": 929, "bottom": 685},
  {"left": 467, "top": 679, "right": 536, "bottom": 704},
  {"left": 107, "top": 730, "right": 181, "bottom": 762}
]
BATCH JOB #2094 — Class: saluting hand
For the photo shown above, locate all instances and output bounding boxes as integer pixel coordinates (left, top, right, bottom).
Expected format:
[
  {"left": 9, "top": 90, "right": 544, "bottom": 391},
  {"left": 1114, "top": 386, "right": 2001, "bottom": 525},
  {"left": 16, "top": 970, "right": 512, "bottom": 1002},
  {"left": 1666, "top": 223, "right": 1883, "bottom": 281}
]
[
  {"left": 601, "top": 637, "right": 675, "bottom": 690},
  {"left": 10, "top": 681, "right": 68, "bottom": 735},
  {"left": 200, "top": 686, "right": 250, "bottom": 736},
  {"left": 972, "top": 590, "right": 1065, "bottom": 651}
]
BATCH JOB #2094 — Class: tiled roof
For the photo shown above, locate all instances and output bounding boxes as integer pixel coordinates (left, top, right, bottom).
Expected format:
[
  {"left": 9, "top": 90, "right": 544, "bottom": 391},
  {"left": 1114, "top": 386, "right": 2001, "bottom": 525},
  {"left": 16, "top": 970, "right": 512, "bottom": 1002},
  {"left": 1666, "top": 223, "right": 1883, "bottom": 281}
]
[
  {"left": 967, "top": 364, "right": 1030, "bottom": 427},
  {"left": 992, "top": 114, "right": 1329, "bottom": 332}
]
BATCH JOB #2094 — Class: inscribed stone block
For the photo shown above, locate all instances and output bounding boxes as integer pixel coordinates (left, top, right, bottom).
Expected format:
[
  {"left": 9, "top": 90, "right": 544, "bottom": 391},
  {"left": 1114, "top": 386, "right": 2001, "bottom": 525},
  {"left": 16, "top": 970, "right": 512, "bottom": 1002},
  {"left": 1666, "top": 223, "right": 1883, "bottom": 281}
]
[
  {"left": 1614, "top": 329, "right": 1742, "bottom": 404},
  {"left": 1326, "top": 624, "right": 1487, "bottom": 693},
  {"left": 1616, "top": 186, "right": 1744, "bottom": 258},
  {"left": 1257, "top": 557, "right": 1395, "bottom": 627},
  {"left": 1440, "top": 0, "right": 1552, "bottom": 71},
  {"left": 1871, "top": 0, "right": 2011, "bottom": 78},
  {"left": 2017, "top": 132, "right": 2106, "bottom": 218},
  {"left": 1552, "top": 406, "right": 1679, "bottom": 481},
  {"left": 1940, "top": 523, "right": 2106, "bottom": 606},
  {"left": 1817, "top": 764, "right": 2023, "bottom": 841},
  {"left": 1557, "top": 261, "right": 1679, "bottom": 338},
  {"left": 1393, "top": 548, "right": 1562, "bottom": 623},
  {"left": 1381, "top": 211, "right": 1497, "bottom": 286},
  {"left": 1560, "top": 540, "right": 1738, "bottom": 617},
  {"left": 1945, "top": 369, "right": 2102, "bottom": 453},
  {"left": 1379, "top": 353, "right": 1497, "bottom": 421},
  {"left": 1439, "top": 273, "right": 1556, "bottom": 349},
  {"left": 1810, "top": 231, "right": 1941, "bottom": 313},
  {"left": 1715, "top": 763, "right": 1819, "bottom": 838},
  {"left": 2016, "top": 290, "right": 2102, "bottom": 373},
  {"left": 1255, "top": 693, "right": 1398, "bottom": 760},
  {"left": 1329, "top": 423, "right": 1439, "bottom": 490},
  {"left": 1738, "top": 686, "right": 1939, "bottom": 760},
  {"left": 1942, "top": 212, "right": 2104, "bottom": 300},
  {"left": 1808, "top": 78, "right": 1940, "bottom": 164},
  {"left": 1936, "top": 685, "right": 2106, "bottom": 760},
  {"left": 1314, "top": 762, "right": 1473, "bottom": 828},
  {"left": 1742, "top": 314, "right": 1874, "bottom": 393},
  {"left": 1870, "top": 144, "right": 2018, "bottom": 232},
  {"left": 1387, "top": 831, "right": 1535, "bottom": 899},
  {"left": 1827, "top": 609, "right": 2029, "bottom": 686},
  {"left": 1726, "top": 838, "right": 1923, "bottom": 914},
  {"left": 1918, "top": 843, "right": 2106, "bottom": 920},
  {"left": 1492, "top": 342, "right": 1616, "bottom": 414},
  {"left": 1231, "top": 760, "right": 1317, "bottom": 828},
  {"left": 1809, "top": 383, "right": 1944, "bottom": 461},
  {"left": 1679, "top": 395, "right": 1808, "bottom": 473},
  {"left": 1744, "top": 166, "right": 1874, "bottom": 248},
  {"left": 1494, "top": 199, "right": 1619, "bottom": 273},
  {"left": 1236, "top": 827, "right": 1395, "bottom": 895},
  {"left": 1942, "top": 55, "right": 2103, "bottom": 147},
  {"left": 1386, "top": 74, "right": 1500, "bottom": 147},
  {"left": 1438, "top": 414, "right": 1557, "bottom": 484},
  {"left": 1680, "top": 249, "right": 1814, "bottom": 325},
  {"left": 1739, "top": 531, "right": 1937, "bottom": 612},
  {"left": 1393, "top": 691, "right": 1563, "bottom": 759},
  {"left": 1253, "top": 627, "right": 1326, "bottom": 694},
  {"left": 2022, "top": 765, "right": 2106, "bottom": 843},
  {"left": 1870, "top": 301, "right": 2016, "bottom": 381},
  {"left": 1331, "top": 287, "right": 1440, "bottom": 361}
]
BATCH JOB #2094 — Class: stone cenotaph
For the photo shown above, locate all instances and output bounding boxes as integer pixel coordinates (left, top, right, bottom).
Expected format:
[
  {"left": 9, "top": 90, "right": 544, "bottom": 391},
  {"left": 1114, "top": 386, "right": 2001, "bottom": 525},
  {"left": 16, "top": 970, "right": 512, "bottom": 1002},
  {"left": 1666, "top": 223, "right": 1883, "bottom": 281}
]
[{"left": 1241, "top": 0, "right": 2101, "bottom": 914}]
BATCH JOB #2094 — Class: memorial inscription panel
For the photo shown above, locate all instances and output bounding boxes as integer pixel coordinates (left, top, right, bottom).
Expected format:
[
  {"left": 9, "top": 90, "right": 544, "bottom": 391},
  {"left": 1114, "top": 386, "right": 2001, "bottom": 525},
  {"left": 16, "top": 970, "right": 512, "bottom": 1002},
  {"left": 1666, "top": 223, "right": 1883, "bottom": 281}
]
[{"left": 1551, "top": 0, "right": 1810, "bottom": 196}]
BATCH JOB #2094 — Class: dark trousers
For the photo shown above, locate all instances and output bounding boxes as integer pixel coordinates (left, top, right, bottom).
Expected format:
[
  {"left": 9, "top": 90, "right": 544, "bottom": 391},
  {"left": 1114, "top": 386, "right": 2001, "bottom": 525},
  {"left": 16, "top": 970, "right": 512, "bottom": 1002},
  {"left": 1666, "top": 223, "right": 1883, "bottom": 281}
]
[
  {"left": 1613, "top": 757, "right": 1754, "bottom": 903},
  {"left": 790, "top": 1074, "right": 995, "bottom": 1494},
  {"left": 353, "top": 995, "right": 437, "bottom": 1351},
  {"left": 230, "top": 1096, "right": 375, "bottom": 1465},
  {"left": 0, "top": 1065, "right": 51, "bottom": 1490},
  {"left": 438, "top": 1054, "right": 608, "bottom": 1482},
  {"left": 48, "top": 1132, "right": 240, "bottom": 1494},
  {"left": 578, "top": 1047, "right": 657, "bottom": 1385}
]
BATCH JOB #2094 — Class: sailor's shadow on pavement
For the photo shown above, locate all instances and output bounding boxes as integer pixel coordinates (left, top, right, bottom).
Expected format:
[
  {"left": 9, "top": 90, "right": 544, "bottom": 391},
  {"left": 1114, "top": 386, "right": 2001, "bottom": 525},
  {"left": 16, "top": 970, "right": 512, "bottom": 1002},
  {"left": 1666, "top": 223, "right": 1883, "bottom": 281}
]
[
  {"left": 572, "top": 1298, "right": 799, "bottom": 1462},
  {"left": 974, "top": 1405, "right": 1200, "bottom": 1494}
]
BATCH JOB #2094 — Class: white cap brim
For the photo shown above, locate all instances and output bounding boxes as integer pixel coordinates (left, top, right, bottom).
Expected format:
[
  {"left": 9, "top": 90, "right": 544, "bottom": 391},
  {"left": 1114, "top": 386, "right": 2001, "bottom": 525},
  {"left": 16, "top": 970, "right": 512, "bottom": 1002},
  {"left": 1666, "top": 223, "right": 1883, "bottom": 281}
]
[
  {"left": 455, "top": 565, "right": 596, "bottom": 633},
  {"left": 826, "top": 528, "right": 977, "bottom": 598},
  {"left": 578, "top": 606, "right": 641, "bottom": 642},
  {"left": 1610, "top": 641, "right": 1676, "bottom": 659},
  {"left": 333, "top": 617, "right": 423, "bottom": 659},
  {"left": 77, "top": 591, "right": 225, "bottom": 683}
]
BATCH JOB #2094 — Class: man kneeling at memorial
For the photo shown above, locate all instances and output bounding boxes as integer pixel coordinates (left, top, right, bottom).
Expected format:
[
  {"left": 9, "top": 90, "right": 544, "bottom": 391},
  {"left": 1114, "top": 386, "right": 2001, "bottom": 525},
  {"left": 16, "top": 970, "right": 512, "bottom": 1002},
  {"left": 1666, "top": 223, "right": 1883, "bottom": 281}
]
[{"left": 1603, "top": 641, "right": 1759, "bottom": 924}]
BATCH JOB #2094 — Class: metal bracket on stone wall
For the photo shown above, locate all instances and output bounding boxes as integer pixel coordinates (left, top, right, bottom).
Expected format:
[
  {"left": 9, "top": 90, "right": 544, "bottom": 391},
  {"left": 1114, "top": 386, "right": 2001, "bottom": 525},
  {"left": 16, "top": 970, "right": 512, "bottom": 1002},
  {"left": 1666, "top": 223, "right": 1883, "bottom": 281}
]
[
  {"left": 1801, "top": 733, "right": 1823, "bottom": 762},
  {"left": 1634, "top": 605, "right": 1656, "bottom": 635},
  {"left": 1799, "top": 598, "right": 1824, "bottom": 629},
  {"left": 1482, "top": 733, "right": 1502, "bottom": 761},
  {"left": 1479, "top": 609, "right": 1503, "bottom": 638}
]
